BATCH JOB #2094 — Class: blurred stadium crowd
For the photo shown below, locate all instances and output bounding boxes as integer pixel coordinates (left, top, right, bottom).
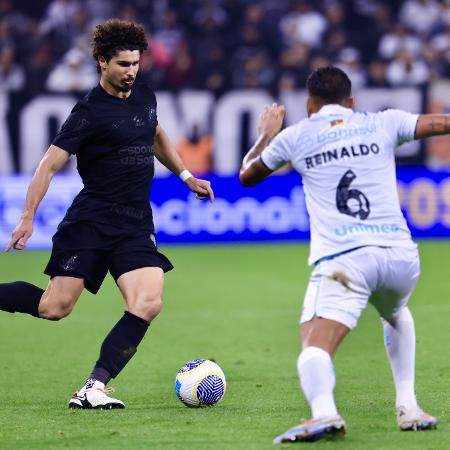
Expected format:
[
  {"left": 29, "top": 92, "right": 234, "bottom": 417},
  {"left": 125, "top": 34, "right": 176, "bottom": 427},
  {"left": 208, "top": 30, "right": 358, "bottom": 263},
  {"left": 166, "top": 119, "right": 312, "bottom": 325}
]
[{"left": 3, "top": 0, "right": 450, "bottom": 96}]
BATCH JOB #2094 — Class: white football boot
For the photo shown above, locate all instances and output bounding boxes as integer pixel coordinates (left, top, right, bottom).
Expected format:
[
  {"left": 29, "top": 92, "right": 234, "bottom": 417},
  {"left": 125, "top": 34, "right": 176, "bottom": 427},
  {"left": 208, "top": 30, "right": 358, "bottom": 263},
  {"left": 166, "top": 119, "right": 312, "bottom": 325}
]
[
  {"left": 69, "top": 379, "right": 125, "bottom": 410},
  {"left": 396, "top": 406, "right": 437, "bottom": 431},
  {"left": 273, "top": 415, "right": 346, "bottom": 444}
]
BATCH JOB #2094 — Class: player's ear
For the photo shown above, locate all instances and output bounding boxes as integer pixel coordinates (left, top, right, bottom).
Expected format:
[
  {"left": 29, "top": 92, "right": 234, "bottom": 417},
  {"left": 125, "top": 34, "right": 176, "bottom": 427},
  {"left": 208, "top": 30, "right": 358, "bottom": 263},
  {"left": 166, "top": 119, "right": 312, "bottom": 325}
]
[
  {"left": 346, "top": 97, "right": 356, "bottom": 110},
  {"left": 306, "top": 97, "right": 314, "bottom": 117},
  {"left": 98, "top": 56, "right": 107, "bottom": 71}
]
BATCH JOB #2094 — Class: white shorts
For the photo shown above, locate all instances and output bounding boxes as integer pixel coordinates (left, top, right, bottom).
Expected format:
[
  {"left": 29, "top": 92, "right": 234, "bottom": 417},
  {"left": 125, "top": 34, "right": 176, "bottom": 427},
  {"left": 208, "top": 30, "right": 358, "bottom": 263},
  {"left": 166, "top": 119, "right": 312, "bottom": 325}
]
[{"left": 300, "top": 245, "right": 420, "bottom": 330}]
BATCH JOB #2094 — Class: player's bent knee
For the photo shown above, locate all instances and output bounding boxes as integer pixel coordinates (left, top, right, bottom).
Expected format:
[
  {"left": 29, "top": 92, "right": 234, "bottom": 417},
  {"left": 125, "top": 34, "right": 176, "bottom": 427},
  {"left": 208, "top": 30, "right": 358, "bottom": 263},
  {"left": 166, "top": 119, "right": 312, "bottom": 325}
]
[
  {"left": 39, "top": 303, "right": 74, "bottom": 320},
  {"left": 128, "top": 295, "right": 162, "bottom": 322},
  {"left": 380, "top": 305, "right": 413, "bottom": 327},
  {"left": 143, "top": 295, "right": 163, "bottom": 320},
  {"left": 38, "top": 295, "right": 76, "bottom": 320}
]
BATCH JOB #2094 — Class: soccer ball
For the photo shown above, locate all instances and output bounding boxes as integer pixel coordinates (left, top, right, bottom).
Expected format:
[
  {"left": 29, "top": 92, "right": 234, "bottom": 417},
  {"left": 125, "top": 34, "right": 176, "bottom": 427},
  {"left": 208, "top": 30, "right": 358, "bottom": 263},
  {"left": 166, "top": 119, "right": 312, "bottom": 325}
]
[{"left": 175, "top": 359, "right": 226, "bottom": 407}]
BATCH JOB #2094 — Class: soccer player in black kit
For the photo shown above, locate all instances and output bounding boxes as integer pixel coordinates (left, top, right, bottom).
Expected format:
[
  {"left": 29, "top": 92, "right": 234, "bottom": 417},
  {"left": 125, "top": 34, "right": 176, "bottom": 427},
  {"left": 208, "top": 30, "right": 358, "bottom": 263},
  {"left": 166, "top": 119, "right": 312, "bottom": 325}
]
[{"left": 0, "top": 19, "right": 214, "bottom": 409}]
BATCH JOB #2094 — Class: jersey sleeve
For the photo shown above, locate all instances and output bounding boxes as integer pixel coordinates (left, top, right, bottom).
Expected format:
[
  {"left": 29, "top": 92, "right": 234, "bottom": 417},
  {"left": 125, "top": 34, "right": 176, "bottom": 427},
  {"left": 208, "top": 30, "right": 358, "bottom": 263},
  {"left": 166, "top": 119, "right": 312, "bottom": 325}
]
[
  {"left": 52, "top": 102, "right": 94, "bottom": 155},
  {"left": 260, "top": 125, "right": 297, "bottom": 171},
  {"left": 378, "top": 109, "right": 419, "bottom": 146}
]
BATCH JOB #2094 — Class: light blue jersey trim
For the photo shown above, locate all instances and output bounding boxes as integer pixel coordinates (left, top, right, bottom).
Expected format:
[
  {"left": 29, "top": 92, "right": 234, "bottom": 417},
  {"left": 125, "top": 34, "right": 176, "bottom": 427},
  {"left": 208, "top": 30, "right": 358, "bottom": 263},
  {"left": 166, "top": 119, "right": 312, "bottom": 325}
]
[{"left": 314, "top": 245, "right": 366, "bottom": 266}]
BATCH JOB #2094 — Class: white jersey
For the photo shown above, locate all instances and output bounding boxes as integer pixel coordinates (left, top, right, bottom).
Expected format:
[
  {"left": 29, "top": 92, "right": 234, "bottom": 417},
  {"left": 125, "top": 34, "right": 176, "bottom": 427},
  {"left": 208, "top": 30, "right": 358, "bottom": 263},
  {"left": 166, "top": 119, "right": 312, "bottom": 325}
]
[{"left": 261, "top": 104, "right": 419, "bottom": 265}]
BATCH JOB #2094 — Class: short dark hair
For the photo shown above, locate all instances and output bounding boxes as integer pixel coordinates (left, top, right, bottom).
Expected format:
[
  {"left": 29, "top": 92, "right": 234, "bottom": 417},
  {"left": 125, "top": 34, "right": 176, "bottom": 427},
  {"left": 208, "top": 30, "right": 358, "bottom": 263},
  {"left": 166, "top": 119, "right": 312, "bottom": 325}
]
[
  {"left": 306, "top": 66, "right": 352, "bottom": 103},
  {"left": 91, "top": 19, "right": 148, "bottom": 73}
]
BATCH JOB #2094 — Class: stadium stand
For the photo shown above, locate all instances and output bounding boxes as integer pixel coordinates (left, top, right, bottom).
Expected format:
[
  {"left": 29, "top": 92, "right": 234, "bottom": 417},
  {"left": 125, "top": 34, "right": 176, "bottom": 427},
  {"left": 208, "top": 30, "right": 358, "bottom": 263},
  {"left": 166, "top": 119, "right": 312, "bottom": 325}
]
[{"left": 3, "top": 0, "right": 450, "bottom": 96}]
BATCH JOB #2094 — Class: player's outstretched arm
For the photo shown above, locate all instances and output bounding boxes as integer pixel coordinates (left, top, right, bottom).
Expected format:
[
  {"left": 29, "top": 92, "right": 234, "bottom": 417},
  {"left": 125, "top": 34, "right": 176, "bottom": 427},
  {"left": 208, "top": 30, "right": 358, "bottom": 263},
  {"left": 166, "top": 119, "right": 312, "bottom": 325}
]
[
  {"left": 153, "top": 125, "right": 214, "bottom": 202},
  {"left": 415, "top": 114, "right": 450, "bottom": 139},
  {"left": 5, "top": 145, "right": 69, "bottom": 252},
  {"left": 240, "top": 103, "right": 286, "bottom": 186}
]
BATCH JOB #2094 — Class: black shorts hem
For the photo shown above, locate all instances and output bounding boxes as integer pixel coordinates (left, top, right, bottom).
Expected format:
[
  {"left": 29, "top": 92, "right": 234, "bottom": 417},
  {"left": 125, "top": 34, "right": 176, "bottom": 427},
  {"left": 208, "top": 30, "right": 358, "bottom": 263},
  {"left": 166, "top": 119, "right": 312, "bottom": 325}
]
[
  {"left": 45, "top": 221, "right": 171, "bottom": 295},
  {"left": 44, "top": 268, "right": 100, "bottom": 294},
  {"left": 110, "top": 256, "right": 174, "bottom": 283}
]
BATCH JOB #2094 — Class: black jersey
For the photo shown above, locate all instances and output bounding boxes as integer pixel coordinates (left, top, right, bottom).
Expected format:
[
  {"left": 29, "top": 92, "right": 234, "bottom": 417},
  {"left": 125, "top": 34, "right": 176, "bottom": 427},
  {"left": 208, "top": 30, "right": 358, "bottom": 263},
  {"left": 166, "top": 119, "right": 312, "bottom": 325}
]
[{"left": 53, "top": 83, "right": 158, "bottom": 231}]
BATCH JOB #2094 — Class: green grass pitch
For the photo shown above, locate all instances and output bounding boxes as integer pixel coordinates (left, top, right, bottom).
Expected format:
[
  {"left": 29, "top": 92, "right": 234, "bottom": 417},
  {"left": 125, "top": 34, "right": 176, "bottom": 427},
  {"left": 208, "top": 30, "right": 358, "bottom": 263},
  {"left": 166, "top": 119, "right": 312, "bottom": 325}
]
[{"left": 0, "top": 241, "right": 449, "bottom": 450}]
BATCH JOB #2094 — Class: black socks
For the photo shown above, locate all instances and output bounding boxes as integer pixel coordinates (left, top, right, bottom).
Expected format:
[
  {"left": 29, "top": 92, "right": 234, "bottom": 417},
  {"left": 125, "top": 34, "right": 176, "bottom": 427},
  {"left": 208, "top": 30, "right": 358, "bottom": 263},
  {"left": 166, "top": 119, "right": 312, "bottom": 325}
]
[
  {"left": 91, "top": 311, "right": 150, "bottom": 385},
  {"left": 0, "top": 281, "right": 44, "bottom": 317},
  {"left": 0, "top": 284, "right": 150, "bottom": 385}
]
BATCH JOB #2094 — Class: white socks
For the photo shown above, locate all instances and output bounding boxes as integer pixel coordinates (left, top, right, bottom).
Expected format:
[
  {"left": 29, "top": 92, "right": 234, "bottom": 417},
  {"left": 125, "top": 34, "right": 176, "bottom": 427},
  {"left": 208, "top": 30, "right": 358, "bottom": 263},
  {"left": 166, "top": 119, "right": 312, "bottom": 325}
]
[
  {"left": 382, "top": 306, "right": 418, "bottom": 410},
  {"left": 297, "top": 346, "right": 338, "bottom": 419},
  {"left": 297, "top": 306, "right": 417, "bottom": 419}
]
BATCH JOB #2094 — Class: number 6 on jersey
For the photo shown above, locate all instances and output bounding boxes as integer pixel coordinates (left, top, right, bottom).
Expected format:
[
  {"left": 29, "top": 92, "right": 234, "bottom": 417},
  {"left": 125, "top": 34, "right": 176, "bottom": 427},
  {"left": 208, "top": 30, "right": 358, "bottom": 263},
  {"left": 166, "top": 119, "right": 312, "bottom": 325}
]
[{"left": 336, "top": 169, "right": 370, "bottom": 220}]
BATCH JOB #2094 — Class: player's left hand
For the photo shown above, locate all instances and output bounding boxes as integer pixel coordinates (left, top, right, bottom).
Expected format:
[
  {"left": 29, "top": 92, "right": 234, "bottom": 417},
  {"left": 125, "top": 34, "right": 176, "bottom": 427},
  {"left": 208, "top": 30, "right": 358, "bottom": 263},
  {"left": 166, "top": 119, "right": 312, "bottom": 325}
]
[
  {"left": 258, "top": 103, "right": 286, "bottom": 140},
  {"left": 185, "top": 177, "right": 214, "bottom": 203}
]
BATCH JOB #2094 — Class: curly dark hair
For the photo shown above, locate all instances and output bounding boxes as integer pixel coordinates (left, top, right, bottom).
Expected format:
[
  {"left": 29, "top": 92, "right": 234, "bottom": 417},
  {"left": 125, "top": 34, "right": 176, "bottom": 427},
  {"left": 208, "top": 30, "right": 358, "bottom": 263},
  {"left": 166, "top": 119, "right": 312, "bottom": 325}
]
[
  {"left": 306, "top": 66, "right": 352, "bottom": 103},
  {"left": 91, "top": 19, "right": 148, "bottom": 73}
]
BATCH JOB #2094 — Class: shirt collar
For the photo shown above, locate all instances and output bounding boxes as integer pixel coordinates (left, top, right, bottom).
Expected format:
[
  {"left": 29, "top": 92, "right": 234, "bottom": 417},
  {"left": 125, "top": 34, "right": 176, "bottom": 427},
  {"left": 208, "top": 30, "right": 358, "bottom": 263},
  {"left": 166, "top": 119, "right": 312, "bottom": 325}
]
[
  {"left": 315, "top": 104, "right": 354, "bottom": 116},
  {"left": 96, "top": 83, "right": 134, "bottom": 102}
]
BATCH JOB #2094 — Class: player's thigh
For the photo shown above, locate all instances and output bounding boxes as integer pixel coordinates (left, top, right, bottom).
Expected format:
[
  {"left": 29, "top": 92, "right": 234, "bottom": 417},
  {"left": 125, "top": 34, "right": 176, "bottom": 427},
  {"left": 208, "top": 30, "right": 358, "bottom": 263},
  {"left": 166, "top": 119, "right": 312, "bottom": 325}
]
[
  {"left": 116, "top": 267, "right": 165, "bottom": 320},
  {"left": 300, "top": 255, "right": 373, "bottom": 333},
  {"left": 39, "top": 276, "right": 85, "bottom": 319},
  {"left": 109, "top": 231, "right": 173, "bottom": 320},
  {"left": 370, "top": 246, "right": 420, "bottom": 320}
]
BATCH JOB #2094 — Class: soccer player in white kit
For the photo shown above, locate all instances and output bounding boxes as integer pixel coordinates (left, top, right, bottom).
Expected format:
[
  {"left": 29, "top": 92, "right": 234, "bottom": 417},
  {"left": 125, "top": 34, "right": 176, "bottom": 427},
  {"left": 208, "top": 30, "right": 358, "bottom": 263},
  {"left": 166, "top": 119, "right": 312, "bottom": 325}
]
[{"left": 240, "top": 67, "right": 446, "bottom": 443}]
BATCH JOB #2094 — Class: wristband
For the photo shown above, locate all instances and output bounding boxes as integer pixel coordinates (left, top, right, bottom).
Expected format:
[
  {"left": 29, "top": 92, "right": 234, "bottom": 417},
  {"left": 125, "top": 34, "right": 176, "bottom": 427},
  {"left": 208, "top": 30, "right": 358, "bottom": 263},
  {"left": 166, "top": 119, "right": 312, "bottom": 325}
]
[{"left": 179, "top": 169, "right": 193, "bottom": 182}]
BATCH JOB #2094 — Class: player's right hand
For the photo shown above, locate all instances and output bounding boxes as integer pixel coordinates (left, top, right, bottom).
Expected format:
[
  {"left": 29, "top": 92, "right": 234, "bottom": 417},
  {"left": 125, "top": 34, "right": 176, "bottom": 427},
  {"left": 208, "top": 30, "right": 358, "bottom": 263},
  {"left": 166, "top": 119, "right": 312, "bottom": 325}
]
[
  {"left": 5, "top": 218, "right": 33, "bottom": 252},
  {"left": 185, "top": 177, "right": 215, "bottom": 203},
  {"left": 258, "top": 103, "right": 286, "bottom": 140}
]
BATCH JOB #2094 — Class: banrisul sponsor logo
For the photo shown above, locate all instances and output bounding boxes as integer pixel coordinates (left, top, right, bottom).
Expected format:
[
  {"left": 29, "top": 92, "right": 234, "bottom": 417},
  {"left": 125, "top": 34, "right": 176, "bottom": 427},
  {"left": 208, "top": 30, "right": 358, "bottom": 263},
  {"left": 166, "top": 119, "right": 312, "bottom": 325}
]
[{"left": 317, "top": 124, "right": 376, "bottom": 144}]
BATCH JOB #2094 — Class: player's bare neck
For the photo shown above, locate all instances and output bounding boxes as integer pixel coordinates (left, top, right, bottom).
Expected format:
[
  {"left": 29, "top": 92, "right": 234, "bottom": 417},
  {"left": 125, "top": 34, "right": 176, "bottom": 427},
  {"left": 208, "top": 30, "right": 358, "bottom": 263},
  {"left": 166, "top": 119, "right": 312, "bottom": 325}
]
[
  {"left": 307, "top": 96, "right": 354, "bottom": 116},
  {"left": 100, "top": 78, "right": 131, "bottom": 99}
]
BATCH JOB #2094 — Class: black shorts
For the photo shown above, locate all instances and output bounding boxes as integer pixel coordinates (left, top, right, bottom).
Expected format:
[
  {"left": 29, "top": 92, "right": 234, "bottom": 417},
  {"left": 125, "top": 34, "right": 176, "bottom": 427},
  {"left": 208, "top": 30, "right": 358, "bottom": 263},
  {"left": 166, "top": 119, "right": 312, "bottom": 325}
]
[{"left": 44, "top": 220, "right": 173, "bottom": 294}]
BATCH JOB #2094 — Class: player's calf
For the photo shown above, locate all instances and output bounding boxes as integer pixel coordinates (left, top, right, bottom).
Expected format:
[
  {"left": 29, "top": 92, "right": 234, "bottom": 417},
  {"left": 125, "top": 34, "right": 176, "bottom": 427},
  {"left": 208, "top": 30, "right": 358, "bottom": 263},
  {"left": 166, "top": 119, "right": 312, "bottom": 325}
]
[
  {"left": 85, "top": 310, "right": 151, "bottom": 391},
  {"left": 68, "top": 311, "right": 148, "bottom": 408},
  {"left": 0, "top": 281, "right": 44, "bottom": 317}
]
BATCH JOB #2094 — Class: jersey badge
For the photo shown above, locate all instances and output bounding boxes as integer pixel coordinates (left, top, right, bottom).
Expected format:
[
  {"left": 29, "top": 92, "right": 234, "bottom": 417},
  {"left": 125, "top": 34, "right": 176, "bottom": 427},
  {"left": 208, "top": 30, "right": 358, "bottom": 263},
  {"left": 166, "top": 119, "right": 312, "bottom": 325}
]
[
  {"left": 133, "top": 116, "right": 145, "bottom": 127},
  {"left": 330, "top": 119, "right": 344, "bottom": 128}
]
